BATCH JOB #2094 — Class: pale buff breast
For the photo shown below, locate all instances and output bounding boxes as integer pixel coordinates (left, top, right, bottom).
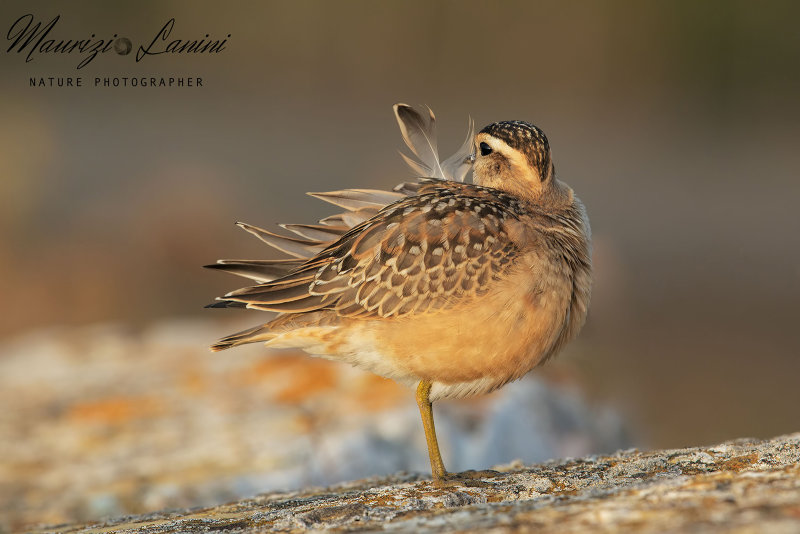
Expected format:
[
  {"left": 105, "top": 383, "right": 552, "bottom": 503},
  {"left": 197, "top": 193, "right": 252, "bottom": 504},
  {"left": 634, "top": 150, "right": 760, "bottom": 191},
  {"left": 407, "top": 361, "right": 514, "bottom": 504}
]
[
  {"left": 265, "top": 250, "right": 576, "bottom": 400},
  {"left": 334, "top": 248, "right": 572, "bottom": 390}
]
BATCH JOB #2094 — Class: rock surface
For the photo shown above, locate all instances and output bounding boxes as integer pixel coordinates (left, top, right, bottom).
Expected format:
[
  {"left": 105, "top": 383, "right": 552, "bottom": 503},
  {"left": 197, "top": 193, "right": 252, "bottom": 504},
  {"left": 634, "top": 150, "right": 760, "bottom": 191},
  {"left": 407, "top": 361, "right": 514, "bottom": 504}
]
[
  {"left": 0, "top": 320, "right": 627, "bottom": 531},
  {"left": 40, "top": 433, "right": 800, "bottom": 533}
]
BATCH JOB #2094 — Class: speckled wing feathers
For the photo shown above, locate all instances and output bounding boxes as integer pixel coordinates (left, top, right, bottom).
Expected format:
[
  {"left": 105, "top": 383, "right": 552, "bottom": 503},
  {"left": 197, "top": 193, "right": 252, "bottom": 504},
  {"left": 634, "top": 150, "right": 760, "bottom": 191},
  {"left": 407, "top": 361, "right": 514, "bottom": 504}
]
[
  {"left": 208, "top": 105, "right": 496, "bottom": 350},
  {"left": 308, "top": 182, "right": 523, "bottom": 319},
  {"left": 214, "top": 181, "right": 526, "bottom": 324}
]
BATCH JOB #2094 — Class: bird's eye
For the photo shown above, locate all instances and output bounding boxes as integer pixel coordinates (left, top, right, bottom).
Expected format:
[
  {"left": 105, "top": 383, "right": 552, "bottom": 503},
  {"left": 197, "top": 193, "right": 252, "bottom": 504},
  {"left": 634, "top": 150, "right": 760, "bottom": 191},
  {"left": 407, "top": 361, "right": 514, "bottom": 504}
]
[{"left": 479, "top": 142, "right": 493, "bottom": 156}]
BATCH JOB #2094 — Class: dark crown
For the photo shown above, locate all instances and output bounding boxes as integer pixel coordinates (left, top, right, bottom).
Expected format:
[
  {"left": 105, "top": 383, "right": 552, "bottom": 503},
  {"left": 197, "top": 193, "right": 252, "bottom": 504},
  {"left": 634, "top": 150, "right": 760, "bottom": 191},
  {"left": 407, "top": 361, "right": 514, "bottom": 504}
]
[{"left": 479, "top": 120, "right": 551, "bottom": 179}]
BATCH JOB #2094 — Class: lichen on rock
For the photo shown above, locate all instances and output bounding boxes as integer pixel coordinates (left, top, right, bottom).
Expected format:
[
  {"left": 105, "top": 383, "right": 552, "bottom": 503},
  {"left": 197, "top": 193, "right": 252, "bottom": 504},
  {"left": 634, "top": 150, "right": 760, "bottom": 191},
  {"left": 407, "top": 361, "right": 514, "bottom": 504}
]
[{"left": 43, "top": 433, "right": 800, "bottom": 533}]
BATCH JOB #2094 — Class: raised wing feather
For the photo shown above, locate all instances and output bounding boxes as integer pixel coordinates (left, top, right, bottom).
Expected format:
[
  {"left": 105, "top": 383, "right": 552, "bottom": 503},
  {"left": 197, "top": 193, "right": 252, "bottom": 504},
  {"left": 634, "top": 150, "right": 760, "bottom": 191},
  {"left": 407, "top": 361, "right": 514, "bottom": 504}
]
[
  {"left": 394, "top": 104, "right": 475, "bottom": 182},
  {"left": 394, "top": 104, "right": 446, "bottom": 180},
  {"left": 441, "top": 116, "right": 476, "bottom": 182}
]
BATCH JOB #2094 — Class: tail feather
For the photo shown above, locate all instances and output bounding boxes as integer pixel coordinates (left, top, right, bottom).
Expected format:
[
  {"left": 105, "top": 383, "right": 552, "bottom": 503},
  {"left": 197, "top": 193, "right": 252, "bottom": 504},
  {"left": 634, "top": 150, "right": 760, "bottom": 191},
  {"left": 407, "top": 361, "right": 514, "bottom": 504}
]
[
  {"left": 246, "top": 295, "right": 326, "bottom": 313},
  {"left": 236, "top": 222, "right": 327, "bottom": 258},
  {"left": 280, "top": 223, "right": 348, "bottom": 241},
  {"left": 318, "top": 207, "right": 380, "bottom": 228},
  {"left": 204, "top": 259, "right": 303, "bottom": 283},
  {"left": 210, "top": 323, "right": 276, "bottom": 352},
  {"left": 393, "top": 180, "right": 425, "bottom": 195},
  {"left": 308, "top": 189, "right": 405, "bottom": 211},
  {"left": 225, "top": 280, "right": 313, "bottom": 303},
  {"left": 204, "top": 300, "right": 247, "bottom": 309}
]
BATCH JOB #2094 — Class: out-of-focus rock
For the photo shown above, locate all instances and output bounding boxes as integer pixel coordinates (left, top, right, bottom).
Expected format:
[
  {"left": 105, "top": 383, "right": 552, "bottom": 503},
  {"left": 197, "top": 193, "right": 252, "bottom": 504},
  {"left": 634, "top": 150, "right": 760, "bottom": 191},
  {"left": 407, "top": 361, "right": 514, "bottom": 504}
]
[
  {"left": 0, "top": 320, "right": 629, "bottom": 531},
  {"left": 40, "top": 433, "right": 800, "bottom": 533}
]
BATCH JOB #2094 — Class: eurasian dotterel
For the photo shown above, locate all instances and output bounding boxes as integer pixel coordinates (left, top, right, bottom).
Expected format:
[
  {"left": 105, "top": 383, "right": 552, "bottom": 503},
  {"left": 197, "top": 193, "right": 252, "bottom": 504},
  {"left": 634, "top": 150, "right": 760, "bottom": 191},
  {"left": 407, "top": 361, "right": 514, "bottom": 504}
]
[{"left": 206, "top": 104, "right": 592, "bottom": 481}]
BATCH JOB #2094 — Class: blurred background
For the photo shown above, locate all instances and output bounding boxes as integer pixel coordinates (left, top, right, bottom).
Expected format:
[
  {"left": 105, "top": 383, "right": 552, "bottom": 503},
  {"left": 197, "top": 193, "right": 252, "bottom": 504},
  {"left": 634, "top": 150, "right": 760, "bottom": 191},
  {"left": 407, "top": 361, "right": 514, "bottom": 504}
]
[{"left": 2, "top": 0, "right": 799, "bottom": 530}]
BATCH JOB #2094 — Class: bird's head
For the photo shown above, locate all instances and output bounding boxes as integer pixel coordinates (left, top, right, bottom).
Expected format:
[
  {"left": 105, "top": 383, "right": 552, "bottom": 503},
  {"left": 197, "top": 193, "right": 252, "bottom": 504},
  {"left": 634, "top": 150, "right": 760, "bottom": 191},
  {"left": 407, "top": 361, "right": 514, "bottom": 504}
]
[{"left": 472, "top": 120, "right": 557, "bottom": 200}]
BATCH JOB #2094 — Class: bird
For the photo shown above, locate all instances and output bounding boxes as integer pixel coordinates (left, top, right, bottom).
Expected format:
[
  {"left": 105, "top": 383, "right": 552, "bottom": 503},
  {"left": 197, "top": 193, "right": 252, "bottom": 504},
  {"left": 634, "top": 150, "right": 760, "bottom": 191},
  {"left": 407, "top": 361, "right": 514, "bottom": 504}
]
[{"left": 205, "top": 104, "right": 592, "bottom": 481}]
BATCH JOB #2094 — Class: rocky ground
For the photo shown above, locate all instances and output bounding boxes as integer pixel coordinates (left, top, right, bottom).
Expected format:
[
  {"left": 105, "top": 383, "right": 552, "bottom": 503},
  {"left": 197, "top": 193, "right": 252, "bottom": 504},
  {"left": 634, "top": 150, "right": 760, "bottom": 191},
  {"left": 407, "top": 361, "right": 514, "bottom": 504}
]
[
  {"left": 0, "top": 319, "right": 627, "bottom": 532},
  {"left": 38, "top": 433, "right": 800, "bottom": 533}
]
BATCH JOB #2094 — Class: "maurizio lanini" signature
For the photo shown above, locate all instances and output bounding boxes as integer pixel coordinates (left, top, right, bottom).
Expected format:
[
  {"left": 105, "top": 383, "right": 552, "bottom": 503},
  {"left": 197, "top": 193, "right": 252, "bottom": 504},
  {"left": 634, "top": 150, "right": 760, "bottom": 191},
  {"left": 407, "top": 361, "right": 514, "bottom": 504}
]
[{"left": 6, "top": 14, "right": 230, "bottom": 69}]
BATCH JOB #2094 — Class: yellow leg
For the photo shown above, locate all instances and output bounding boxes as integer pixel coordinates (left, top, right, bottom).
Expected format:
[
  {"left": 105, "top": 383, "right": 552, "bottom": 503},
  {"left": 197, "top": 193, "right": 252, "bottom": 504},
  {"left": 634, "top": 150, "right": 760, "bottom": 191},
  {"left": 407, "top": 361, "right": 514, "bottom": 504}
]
[{"left": 416, "top": 380, "right": 447, "bottom": 480}]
